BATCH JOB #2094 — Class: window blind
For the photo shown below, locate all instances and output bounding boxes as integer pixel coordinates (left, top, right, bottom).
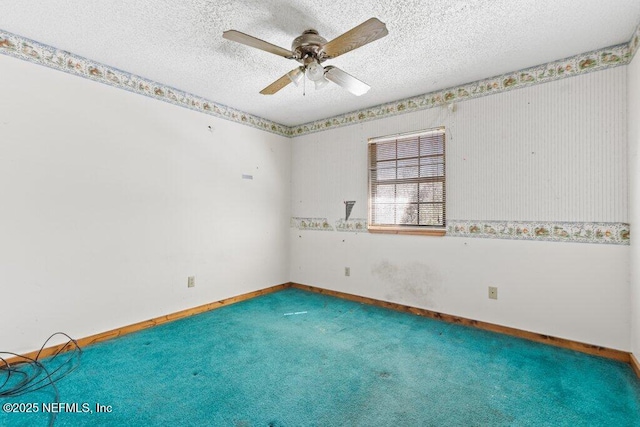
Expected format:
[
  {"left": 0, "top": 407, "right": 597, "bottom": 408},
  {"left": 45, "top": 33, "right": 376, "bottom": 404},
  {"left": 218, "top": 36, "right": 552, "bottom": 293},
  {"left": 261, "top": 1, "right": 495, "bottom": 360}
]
[{"left": 368, "top": 127, "right": 446, "bottom": 229}]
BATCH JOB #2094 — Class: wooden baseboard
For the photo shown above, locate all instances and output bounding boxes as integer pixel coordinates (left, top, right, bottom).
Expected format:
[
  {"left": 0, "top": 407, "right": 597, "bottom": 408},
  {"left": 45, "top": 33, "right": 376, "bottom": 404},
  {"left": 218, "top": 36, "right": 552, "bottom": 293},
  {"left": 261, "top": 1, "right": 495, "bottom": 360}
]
[
  {"left": 5, "top": 281, "right": 637, "bottom": 380},
  {"left": 631, "top": 353, "right": 640, "bottom": 378},
  {"left": 289, "top": 282, "right": 631, "bottom": 364},
  {"left": 3, "top": 283, "right": 289, "bottom": 366}
]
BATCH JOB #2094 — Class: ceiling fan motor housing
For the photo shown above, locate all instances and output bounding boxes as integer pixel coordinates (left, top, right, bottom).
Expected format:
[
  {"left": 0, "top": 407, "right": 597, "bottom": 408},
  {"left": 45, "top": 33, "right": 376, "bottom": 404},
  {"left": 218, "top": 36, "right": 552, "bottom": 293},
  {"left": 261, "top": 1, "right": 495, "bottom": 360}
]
[{"left": 291, "top": 29, "right": 328, "bottom": 62}]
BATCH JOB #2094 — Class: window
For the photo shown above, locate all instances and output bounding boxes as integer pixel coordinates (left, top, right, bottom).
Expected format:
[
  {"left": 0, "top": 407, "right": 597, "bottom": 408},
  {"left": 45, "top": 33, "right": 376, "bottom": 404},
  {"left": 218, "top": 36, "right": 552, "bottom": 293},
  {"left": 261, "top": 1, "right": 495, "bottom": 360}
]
[{"left": 368, "top": 127, "right": 446, "bottom": 235}]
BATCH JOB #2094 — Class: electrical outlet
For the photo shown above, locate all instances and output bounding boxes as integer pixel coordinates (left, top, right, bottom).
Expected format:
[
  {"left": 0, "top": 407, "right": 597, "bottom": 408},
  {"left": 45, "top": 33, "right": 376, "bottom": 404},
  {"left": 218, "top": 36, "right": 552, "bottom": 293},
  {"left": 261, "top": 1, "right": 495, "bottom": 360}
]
[
  {"left": 488, "top": 286, "right": 498, "bottom": 300},
  {"left": 187, "top": 276, "right": 195, "bottom": 288},
  {"left": 345, "top": 267, "right": 350, "bottom": 277}
]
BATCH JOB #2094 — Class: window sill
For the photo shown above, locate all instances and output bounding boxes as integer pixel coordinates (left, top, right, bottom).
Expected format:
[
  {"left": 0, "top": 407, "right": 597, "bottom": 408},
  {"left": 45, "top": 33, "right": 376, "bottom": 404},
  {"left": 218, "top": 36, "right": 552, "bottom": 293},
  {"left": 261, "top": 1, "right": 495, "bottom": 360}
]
[{"left": 368, "top": 226, "right": 446, "bottom": 236}]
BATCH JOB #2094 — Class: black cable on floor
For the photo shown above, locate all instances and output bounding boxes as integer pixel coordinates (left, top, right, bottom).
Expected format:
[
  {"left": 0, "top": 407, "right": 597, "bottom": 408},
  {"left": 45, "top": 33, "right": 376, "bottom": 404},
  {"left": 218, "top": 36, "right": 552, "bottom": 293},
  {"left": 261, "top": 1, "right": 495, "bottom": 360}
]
[{"left": 1, "top": 332, "right": 82, "bottom": 427}]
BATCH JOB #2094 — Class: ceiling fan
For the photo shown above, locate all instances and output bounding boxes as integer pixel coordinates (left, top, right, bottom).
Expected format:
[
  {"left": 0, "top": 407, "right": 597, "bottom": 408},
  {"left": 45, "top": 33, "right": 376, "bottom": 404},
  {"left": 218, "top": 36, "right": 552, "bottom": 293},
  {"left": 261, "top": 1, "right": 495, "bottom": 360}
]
[{"left": 222, "top": 18, "right": 388, "bottom": 96}]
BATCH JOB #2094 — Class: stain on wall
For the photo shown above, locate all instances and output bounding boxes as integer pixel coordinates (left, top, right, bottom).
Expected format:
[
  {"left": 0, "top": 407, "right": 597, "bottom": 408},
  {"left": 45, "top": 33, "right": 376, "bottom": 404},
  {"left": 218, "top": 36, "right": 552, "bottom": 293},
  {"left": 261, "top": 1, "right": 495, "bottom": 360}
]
[{"left": 372, "top": 260, "right": 442, "bottom": 309}]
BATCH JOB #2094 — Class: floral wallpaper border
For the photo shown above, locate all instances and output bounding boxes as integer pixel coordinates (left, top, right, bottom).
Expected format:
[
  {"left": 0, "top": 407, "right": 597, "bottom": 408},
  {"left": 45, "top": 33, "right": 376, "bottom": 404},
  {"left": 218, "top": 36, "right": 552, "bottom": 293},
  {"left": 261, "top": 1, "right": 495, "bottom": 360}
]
[
  {"left": 291, "top": 217, "right": 629, "bottom": 245},
  {"left": 1, "top": 21, "right": 639, "bottom": 138},
  {"left": 335, "top": 218, "right": 368, "bottom": 232},
  {"left": 630, "top": 20, "right": 640, "bottom": 61},
  {"left": 0, "top": 30, "right": 290, "bottom": 137},
  {"left": 447, "top": 220, "right": 629, "bottom": 245},
  {"left": 290, "top": 217, "right": 334, "bottom": 231},
  {"left": 291, "top": 217, "right": 368, "bottom": 232},
  {"left": 290, "top": 42, "right": 632, "bottom": 136}
]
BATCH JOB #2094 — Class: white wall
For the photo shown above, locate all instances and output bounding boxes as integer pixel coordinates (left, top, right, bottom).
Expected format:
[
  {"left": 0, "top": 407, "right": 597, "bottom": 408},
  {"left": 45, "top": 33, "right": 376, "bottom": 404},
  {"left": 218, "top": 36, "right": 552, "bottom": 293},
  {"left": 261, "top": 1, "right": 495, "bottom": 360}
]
[
  {"left": 0, "top": 54, "right": 291, "bottom": 354},
  {"left": 290, "top": 67, "right": 630, "bottom": 351},
  {"left": 1, "top": 45, "right": 633, "bottom": 356},
  {"left": 629, "top": 50, "right": 640, "bottom": 359}
]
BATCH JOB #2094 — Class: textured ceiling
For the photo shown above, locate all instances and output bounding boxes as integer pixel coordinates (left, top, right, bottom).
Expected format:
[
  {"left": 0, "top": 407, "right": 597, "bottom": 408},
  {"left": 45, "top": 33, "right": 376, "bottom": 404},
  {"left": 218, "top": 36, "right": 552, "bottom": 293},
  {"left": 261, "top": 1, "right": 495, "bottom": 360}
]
[{"left": 1, "top": 1, "right": 639, "bottom": 127}]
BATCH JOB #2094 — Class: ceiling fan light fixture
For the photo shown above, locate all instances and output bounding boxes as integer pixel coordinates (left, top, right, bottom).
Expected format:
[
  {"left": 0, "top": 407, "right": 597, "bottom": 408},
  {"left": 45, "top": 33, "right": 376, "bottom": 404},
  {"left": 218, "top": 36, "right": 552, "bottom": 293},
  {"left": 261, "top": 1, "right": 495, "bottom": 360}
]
[
  {"left": 305, "top": 60, "right": 325, "bottom": 82},
  {"left": 287, "top": 67, "right": 304, "bottom": 86}
]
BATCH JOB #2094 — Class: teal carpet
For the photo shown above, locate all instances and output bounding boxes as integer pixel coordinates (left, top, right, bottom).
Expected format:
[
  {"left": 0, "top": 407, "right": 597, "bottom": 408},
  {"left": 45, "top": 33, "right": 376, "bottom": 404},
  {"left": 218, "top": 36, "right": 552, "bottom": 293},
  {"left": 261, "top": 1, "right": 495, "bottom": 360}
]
[{"left": 2, "top": 288, "right": 639, "bottom": 426}]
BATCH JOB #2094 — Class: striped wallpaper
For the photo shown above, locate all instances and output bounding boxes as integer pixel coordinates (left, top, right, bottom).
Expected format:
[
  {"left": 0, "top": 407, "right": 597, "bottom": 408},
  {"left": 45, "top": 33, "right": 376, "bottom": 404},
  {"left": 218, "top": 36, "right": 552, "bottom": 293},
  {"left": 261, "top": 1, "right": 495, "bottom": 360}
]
[
  {"left": 290, "top": 67, "right": 629, "bottom": 244},
  {"left": 446, "top": 66, "right": 627, "bottom": 223}
]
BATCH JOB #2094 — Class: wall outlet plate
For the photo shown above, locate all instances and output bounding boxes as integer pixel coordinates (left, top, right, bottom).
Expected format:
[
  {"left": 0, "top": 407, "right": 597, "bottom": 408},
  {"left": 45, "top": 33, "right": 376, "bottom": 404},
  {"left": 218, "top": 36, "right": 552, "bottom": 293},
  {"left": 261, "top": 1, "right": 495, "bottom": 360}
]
[
  {"left": 345, "top": 267, "right": 350, "bottom": 277},
  {"left": 188, "top": 276, "right": 195, "bottom": 288},
  {"left": 488, "top": 286, "right": 498, "bottom": 300}
]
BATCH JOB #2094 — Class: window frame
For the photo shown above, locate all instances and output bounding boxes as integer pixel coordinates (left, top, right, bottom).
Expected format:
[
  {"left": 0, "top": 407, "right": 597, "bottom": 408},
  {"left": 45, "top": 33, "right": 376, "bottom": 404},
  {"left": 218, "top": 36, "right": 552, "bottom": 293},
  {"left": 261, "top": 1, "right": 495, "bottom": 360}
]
[{"left": 367, "top": 127, "right": 446, "bottom": 236}]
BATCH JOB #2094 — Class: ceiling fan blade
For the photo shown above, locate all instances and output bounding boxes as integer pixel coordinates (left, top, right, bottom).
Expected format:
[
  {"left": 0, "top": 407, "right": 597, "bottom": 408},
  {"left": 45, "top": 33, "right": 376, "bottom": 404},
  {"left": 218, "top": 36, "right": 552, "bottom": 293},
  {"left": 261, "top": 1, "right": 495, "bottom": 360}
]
[
  {"left": 322, "top": 18, "right": 388, "bottom": 59},
  {"left": 324, "top": 66, "right": 370, "bottom": 96},
  {"left": 223, "top": 30, "right": 294, "bottom": 58},
  {"left": 260, "top": 68, "right": 302, "bottom": 94}
]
